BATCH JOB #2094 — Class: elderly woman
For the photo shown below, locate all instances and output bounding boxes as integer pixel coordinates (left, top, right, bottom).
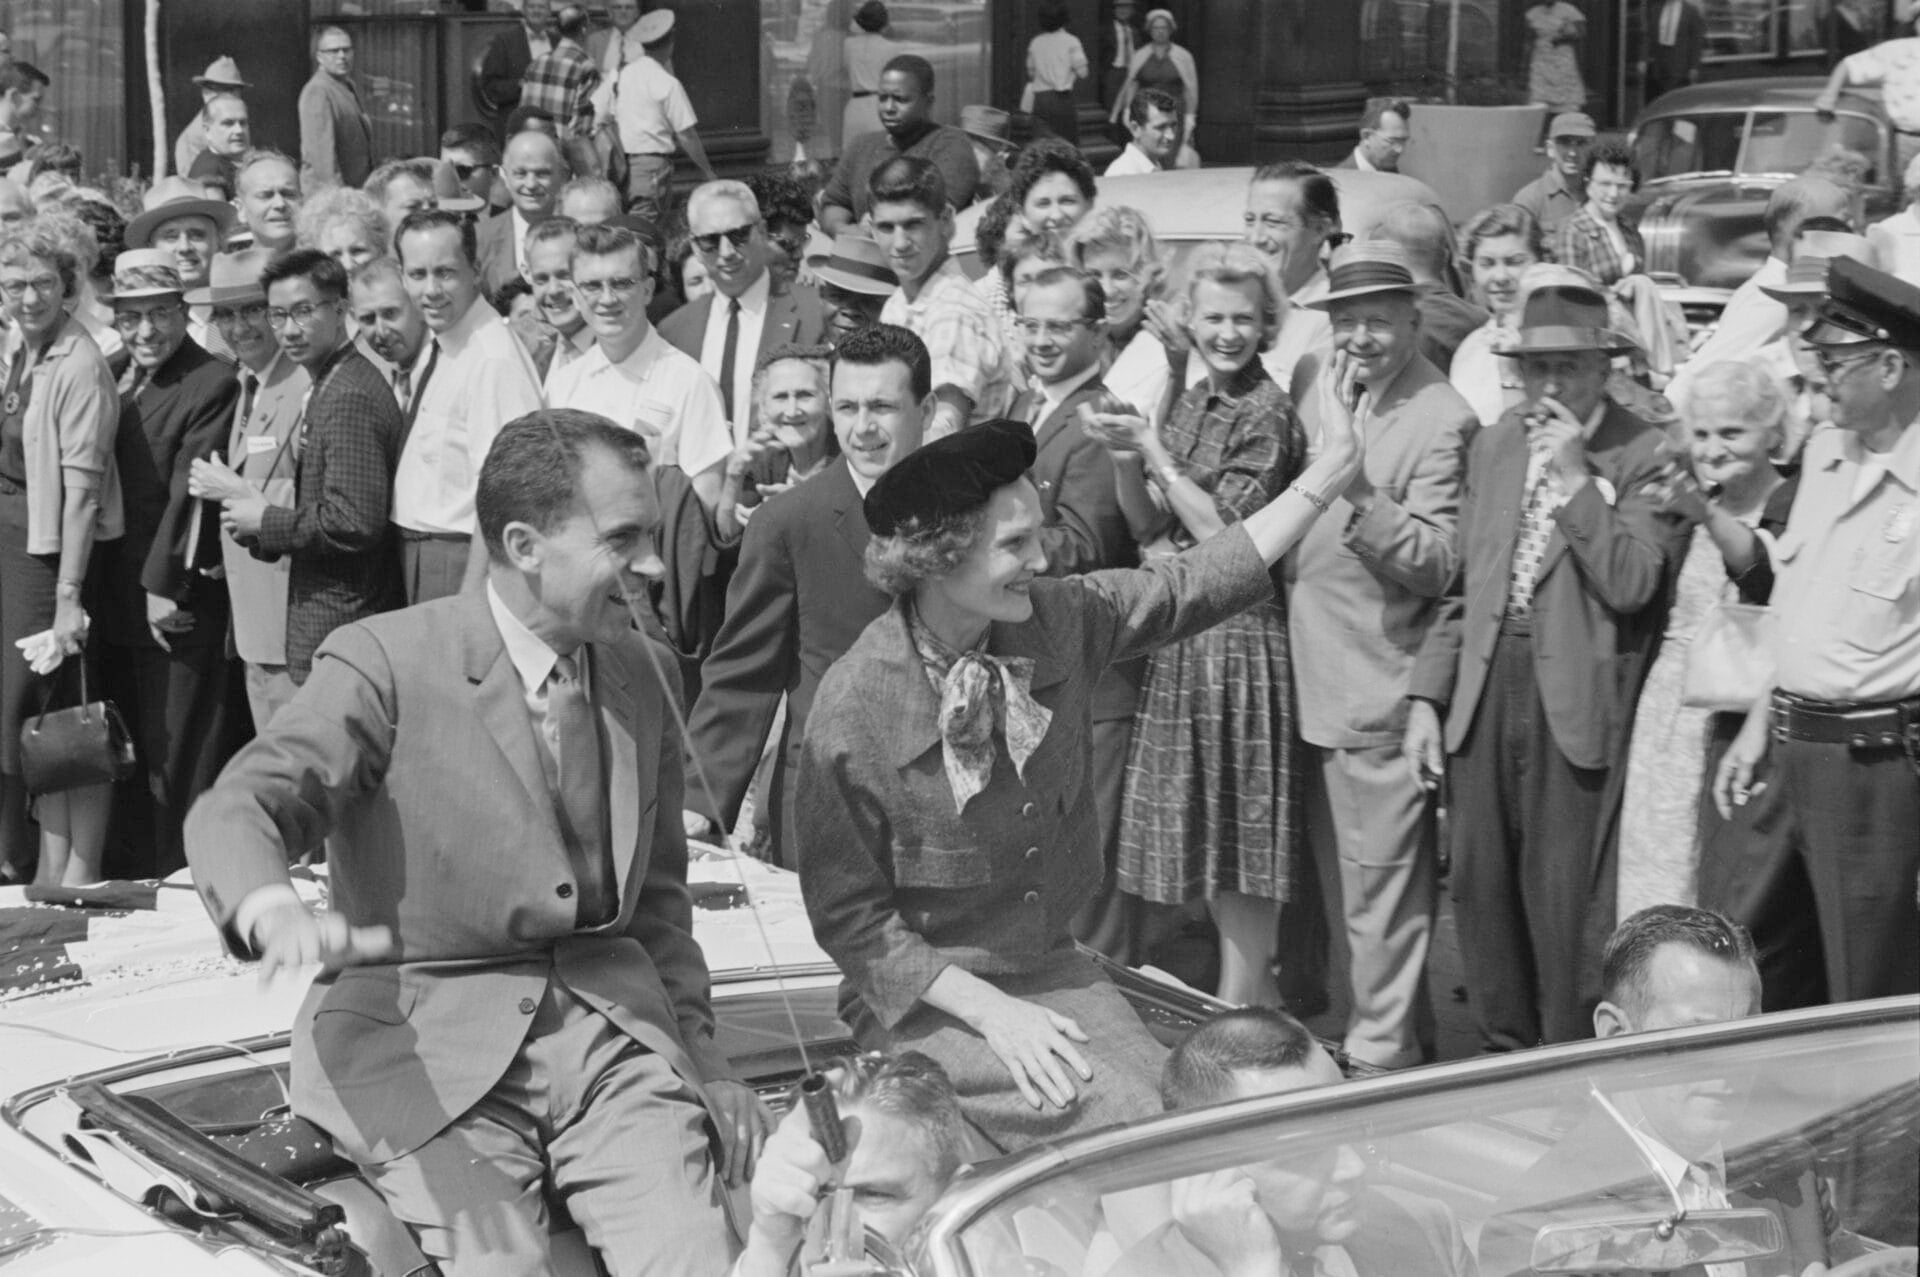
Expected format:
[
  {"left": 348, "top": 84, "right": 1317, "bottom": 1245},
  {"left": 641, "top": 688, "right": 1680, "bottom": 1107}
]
[
  {"left": 716, "top": 344, "right": 839, "bottom": 542},
  {"left": 0, "top": 223, "right": 121, "bottom": 885},
  {"left": 295, "top": 186, "right": 390, "bottom": 276},
  {"left": 1618, "top": 361, "right": 1789, "bottom": 918},
  {"left": 1110, "top": 8, "right": 1199, "bottom": 165},
  {"left": 1105, "top": 241, "right": 1309, "bottom": 1009},
  {"left": 1069, "top": 204, "right": 1175, "bottom": 430},
  {"left": 798, "top": 398, "right": 1362, "bottom": 1150},
  {"left": 1451, "top": 203, "right": 1546, "bottom": 426}
]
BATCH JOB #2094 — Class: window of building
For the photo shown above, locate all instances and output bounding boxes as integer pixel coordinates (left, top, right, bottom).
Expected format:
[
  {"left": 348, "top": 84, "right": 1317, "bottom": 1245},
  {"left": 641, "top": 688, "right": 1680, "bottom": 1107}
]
[
  {"left": 1703, "top": 0, "right": 1830, "bottom": 61},
  {"left": 0, "top": 0, "right": 127, "bottom": 178}
]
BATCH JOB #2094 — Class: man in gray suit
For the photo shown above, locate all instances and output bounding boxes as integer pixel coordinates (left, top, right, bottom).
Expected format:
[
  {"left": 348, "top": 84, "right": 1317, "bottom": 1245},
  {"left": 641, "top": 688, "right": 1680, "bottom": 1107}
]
[
  {"left": 297, "top": 26, "right": 373, "bottom": 189},
  {"left": 185, "top": 410, "right": 766, "bottom": 1275},
  {"left": 659, "top": 181, "right": 829, "bottom": 440},
  {"left": 1285, "top": 243, "right": 1474, "bottom": 1070}
]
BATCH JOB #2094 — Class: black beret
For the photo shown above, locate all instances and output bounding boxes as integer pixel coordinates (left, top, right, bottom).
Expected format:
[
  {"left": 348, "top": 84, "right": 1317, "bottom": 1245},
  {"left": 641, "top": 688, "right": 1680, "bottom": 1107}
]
[
  {"left": 1803, "top": 255, "right": 1920, "bottom": 350},
  {"left": 863, "top": 418, "right": 1037, "bottom": 537}
]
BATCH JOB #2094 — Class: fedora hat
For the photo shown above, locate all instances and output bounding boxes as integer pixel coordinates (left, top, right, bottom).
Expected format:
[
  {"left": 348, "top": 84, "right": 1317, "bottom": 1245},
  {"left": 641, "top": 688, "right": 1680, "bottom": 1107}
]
[
  {"left": 192, "top": 56, "right": 249, "bottom": 90},
  {"left": 104, "top": 248, "right": 188, "bottom": 302},
  {"left": 183, "top": 248, "right": 272, "bottom": 308},
  {"left": 805, "top": 230, "right": 898, "bottom": 297},
  {"left": 1760, "top": 231, "right": 1878, "bottom": 303},
  {"left": 1306, "top": 241, "right": 1418, "bottom": 309},
  {"left": 428, "top": 158, "right": 486, "bottom": 215},
  {"left": 959, "top": 105, "right": 1014, "bottom": 151},
  {"left": 126, "top": 176, "right": 237, "bottom": 250},
  {"left": 1511, "top": 279, "right": 1639, "bottom": 355}
]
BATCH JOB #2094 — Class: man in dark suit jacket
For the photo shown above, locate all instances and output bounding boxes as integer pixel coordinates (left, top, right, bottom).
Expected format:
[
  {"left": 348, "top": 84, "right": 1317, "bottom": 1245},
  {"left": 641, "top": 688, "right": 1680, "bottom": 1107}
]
[
  {"left": 214, "top": 251, "right": 404, "bottom": 684},
  {"left": 185, "top": 410, "right": 764, "bottom": 1274},
  {"left": 683, "top": 324, "right": 929, "bottom": 867},
  {"left": 1645, "top": 0, "right": 1708, "bottom": 102},
  {"left": 659, "top": 180, "right": 829, "bottom": 436},
  {"left": 1110, "top": 1006, "right": 1475, "bottom": 1277},
  {"left": 96, "top": 250, "right": 248, "bottom": 880},
  {"left": 1478, "top": 905, "right": 1866, "bottom": 1277},
  {"left": 475, "top": 132, "right": 566, "bottom": 299},
  {"left": 1010, "top": 266, "right": 1141, "bottom": 961},
  {"left": 475, "top": 0, "right": 549, "bottom": 121},
  {"left": 1406, "top": 281, "right": 1690, "bottom": 1052}
]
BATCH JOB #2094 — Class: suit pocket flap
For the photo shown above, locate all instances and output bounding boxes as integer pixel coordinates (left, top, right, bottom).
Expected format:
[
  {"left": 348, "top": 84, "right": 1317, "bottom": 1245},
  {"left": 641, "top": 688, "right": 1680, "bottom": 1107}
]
[
  {"left": 316, "top": 971, "right": 417, "bottom": 1025},
  {"left": 893, "top": 844, "right": 992, "bottom": 890}
]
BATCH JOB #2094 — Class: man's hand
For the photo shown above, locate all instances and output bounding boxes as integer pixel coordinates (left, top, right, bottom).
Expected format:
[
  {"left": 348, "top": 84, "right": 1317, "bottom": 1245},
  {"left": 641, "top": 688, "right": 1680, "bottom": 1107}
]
[
  {"left": 1812, "top": 90, "right": 1840, "bottom": 116},
  {"left": 187, "top": 452, "right": 253, "bottom": 504},
  {"left": 1531, "top": 395, "right": 1592, "bottom": 494},
  {"left": 146, "top": 592, "right": 193, "bottom": 651},
  {"left": 222, "top": 494, "right": 270, "bottom": 541},
  {"left": 708, "top": 1078, "right": 772, "bottom": 1188},
  {"left": 969, "top": 990, "right": 1092, "bottom": 1110},
  {"left": 742, "top": 1102, "right": 839, "bottom": 1275},
  {"left": 1170, "top": 1168, "right": 1283, "bottom": 1277},
  {"left": 1403, "top": 698, "right": 1446, "bottom": 792},
  {"left": 682, "top": 808, "right": 714, "bottom": 840},
  {"left": 252, "top": 902, "right": 395, "bottom": 982},
  {"left": 1712, "top": 706, "right": 1772, "bottom": 819}
]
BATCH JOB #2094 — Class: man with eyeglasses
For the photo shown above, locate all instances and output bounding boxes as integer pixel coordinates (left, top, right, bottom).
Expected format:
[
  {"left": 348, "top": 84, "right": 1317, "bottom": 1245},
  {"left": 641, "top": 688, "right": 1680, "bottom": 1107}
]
[
  {"left": 1512, "top": 113, "right": 1595, "bottom": 248},
  {"left": 182, "top": 250, "right": 311, "bottom": 730},
  {"left": 392, "top": 208, "right": 545, "bottom": 603},
  {"left": 547, "top": 222, "right": 732, "bottom": 513},
  {"left": 440, "top": 124, "right": 506, "bottom": 215},
  {"left": 124, "top": 176, "right": 236, "bottom": 358},
  {"left": 660, "top": 181, "right": 829, "bottom": 442},
  {"left": 1339, "top": 97, "right": 1412, "bottom": 174},
  {"left": 299, "top": 26, "right": 373, "bottom": 190},
  {"left": 95, "top": 248, "right": 244, "bottom": 878},
  {"left": 1714, "top": 256, "right": 1920, "bottom": 1006},
  {"left": 203, "top": 249, "right": 404, "bottom": 688},
  {"left": 477, "top": 131, "right": 568, "bottom": 297}
]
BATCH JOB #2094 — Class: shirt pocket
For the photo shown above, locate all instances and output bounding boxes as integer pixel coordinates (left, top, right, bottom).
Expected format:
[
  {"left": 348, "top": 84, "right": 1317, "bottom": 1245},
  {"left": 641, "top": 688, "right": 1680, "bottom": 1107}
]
[
  {"left": 1841, "top": 540, "right": 1917, "bottom": 654},
  {"left": 892, "top": 843, "right": 992, "bottom": 890},
  {"left": 631, "top": 401, "right": 676, "bottom": 465}
]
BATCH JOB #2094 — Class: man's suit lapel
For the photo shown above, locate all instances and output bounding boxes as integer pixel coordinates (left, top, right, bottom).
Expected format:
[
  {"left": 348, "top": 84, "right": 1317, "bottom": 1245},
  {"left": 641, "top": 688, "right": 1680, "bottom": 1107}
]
[
  {"left": 825, "top": 459, "right": 869, "bottom": 565},
  {"left": 460, "top": 591, "right": 565, "bottom": 849},
  {"left": 1535, "top": 401, "right": 1633, "bottom": 580},
  {"left": 1482, "top": 418, "right": 1532, "bottom": 588},
  {"left": 760, "top": 288, "right": 802, "bottom": 361}
]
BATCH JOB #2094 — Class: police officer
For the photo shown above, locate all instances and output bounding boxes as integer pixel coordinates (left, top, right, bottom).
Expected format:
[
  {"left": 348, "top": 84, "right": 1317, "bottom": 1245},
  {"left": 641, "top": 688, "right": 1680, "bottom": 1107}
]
[{"left": 1716, "top": 255, "right": 1920, "bottom": 1003}]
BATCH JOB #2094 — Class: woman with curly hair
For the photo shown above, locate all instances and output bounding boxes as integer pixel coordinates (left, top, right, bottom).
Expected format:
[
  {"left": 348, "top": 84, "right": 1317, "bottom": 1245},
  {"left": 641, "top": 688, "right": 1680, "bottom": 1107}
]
[
  {"left": 295, "top": 185, "right": 390, "bottom": 275},
  {"left": 1105, "top": 240, "right": 1311, "bottom": 1009},
  {"left": 798, "top": 389, "right": 1361, "bottom": 1150}
]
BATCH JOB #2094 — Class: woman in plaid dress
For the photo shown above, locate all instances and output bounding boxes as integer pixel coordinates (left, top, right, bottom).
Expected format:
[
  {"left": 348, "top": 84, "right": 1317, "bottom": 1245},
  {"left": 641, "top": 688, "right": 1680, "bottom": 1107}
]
[{"left": 1106, "top": 241, "right": 1307, "bottom": 1007}]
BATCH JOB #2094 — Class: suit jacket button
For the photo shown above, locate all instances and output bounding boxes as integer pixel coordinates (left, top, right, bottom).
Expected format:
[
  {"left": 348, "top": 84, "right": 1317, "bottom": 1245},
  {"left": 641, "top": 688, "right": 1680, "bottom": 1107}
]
[
  {"left": 1023, "top": 891, "right": 1040, "bottom": 905},
  {"left": 557, "top": 883, "right": 575, "bottom": 899},
  {"left": 1021, "top": 802, "right": 1037, "bottom": 818},
  {"left": 518, "top": 997, "right": 537, "bottom": 1014},
  {"left": 1025, "top": 846, "right": 1039, "bottom": 860}
]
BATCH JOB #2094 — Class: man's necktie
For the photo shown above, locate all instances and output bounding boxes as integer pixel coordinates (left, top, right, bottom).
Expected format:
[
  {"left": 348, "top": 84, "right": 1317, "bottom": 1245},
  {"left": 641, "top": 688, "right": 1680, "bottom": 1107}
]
[
  {"left": 391, "top": 364, "right": 410, "bottom": 409},
  {"left": 719, "top": 297, "right": 742, "bottom": 421},
  {"left": 545, "top": 652, "right": 613, "bottom": 927},
  {"left": 399, "top": 339, "right": 440, "bottom": 455},
  {"left": 1505, "top": 448, "right": 1564, "bottom": 620},
  {"left": 235, "top": 370, "right": 257, "bottom": 435}
]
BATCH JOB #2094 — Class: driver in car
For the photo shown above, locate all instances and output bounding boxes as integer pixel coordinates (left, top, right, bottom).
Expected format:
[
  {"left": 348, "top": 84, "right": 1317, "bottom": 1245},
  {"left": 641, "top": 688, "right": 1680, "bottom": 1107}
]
[
  {"left": 1477, "top": 905, "right": 1870, "bottom": 1277},
  {"left": 1108, "top": 1007, "right": 1477, "bottom": 1277}
]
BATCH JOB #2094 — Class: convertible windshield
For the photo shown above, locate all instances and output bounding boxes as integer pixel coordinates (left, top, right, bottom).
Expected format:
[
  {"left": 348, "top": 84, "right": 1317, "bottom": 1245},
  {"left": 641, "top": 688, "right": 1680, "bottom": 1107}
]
[
  {"left": 925, "top": 1006, "right": 1918, "bottom": 1277},
  {"left": 1635, "top": 110, "right": 1885, "bottom": 185}
]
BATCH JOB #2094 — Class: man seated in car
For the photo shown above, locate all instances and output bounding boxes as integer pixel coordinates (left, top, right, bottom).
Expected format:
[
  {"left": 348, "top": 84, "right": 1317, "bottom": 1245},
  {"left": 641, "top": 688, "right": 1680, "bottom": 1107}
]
[
  {"left": 736, "top": 1051, "right": 972, "bottom": 1276},
  {"left": 1108, "top": 1007, "right": 1477, "bottom": 1277},
  {"left": 1477, "top": 905, "right": 1869, "bottom": 1277}
]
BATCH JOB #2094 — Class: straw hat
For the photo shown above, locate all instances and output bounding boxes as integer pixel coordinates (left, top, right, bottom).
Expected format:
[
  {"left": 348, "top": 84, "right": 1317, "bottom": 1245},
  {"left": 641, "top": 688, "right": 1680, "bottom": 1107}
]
[
  {"left": 103, "top": 248, "right": 188, "bottom": 301},
  {"left": 1305, "top": 242, "right": 1418, "bottom": 308},
  {"left": 805, "top": 231, "right": 899, "bottom": 297}
]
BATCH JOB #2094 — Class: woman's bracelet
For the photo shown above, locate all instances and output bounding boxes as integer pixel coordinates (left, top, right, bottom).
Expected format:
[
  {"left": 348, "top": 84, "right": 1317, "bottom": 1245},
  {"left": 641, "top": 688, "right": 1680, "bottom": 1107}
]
[
  {"left": 1290, "top": 481, "right": 1331, "bottom": 514},
  {"left": 1158, "top": 463, "right": 1183, "bottom": 488}
]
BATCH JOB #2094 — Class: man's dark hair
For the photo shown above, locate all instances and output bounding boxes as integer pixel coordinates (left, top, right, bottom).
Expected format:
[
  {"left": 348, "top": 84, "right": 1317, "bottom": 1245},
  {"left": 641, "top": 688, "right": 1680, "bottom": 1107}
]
[
  {"left": 1792, "top": 214, "right": 1853, "bottom": 239},
  {"left": 441, "top": 121, "right": 501, "bottom": 166},
  {"left": 1360, "top": 96, "right": 1412, "bottom": 131},
  {"left": 832, "top": 322, "right": 932, "bottom": 401},
  {"left": 882, "top": 53, "right": 935, "bottom": 98},
  {"left": 1583, "top": 141, "right": 1640, "bottom": 188},
  {"left": 526, "top": 215, "right": 582, "bottom": 253},
  {"left": 854, "top": 0, "right": 891, "bottom": 34},
  {"left": 574, "top": 220, "right": 653, "bottom": 273},
  {"left": 1601, "top": 905, "right": 1757, "bottom": 1016},
  {"left": 364, "top": 157, "right": 435, "bottom": 202},
  {"left": 1160, "top": 1007, "right": 1319, "bottom": 1111},
  {"left": 868, "top": 155, "right": 948, "bottom": 215},
  {"left": 23, "top": 141, "right": 81, "bottom": 182},
  {"left": 477, "top": 409, "right": 653, "bottom": 560},
  {"left": 834, "top": 1051, "right": 970, "bottom": 1181},
  {"left": 0, "top": 63, "right": 50, "bottom": 95},
  {"left": 1251, "top": 159, "right": 1342, "bottom": 229},
  {"left": 72, "top": 199, "right": 126, "bottom": 280},
  {"left": 1009, "top": 138, "right": 1096, "bottom": 209},
  {"left": 746, "top": 170, "right": 816, "bottom": 236},
  {"left": 493, "top": 273, "right": 534, "bottom": 313},
  {"left": 1127, "top": 87, "right": 1180, "bottom": 130},
  {"left": 1022, "top": 264, "right": 1106, "bottom": 324},
  {"left": 553, "top": 4, "right": 590, "bottom": 40},
  {"left": 1039, "top": 1, "right": 1071, "bottom": 32},
  {"left": 260, "top": 246, "right": 349, "bottom": 303},
  {"left": 395, "top": 207, "right": 479, "bottom": 270}
]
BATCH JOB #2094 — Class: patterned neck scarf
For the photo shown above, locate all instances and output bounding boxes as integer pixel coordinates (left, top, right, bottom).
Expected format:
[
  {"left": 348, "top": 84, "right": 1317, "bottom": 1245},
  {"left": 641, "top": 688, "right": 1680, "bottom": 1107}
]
[{"left": 906, "top": 603, "right": 1053, "bottom": 813}]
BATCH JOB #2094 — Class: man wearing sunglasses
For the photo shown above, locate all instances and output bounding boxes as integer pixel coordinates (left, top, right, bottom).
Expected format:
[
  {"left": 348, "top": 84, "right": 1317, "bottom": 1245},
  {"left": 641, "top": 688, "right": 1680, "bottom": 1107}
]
[
  {"left": 659, "top": 181, "right": 828, "bottom": 442},
  {"left": 298, "top": 25, "right": 373, "bottom": 189}
]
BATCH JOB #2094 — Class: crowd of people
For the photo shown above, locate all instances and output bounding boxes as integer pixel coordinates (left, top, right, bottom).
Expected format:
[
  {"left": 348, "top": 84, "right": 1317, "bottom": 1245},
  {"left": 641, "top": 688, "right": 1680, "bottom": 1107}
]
[{"left": 0, "top": 2, "right": 1912, "bottom": 1273}]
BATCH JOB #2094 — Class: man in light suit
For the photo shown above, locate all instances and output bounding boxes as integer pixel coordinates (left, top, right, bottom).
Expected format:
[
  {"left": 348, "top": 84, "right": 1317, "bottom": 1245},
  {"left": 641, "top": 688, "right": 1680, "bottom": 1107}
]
[
  {"left": 1478, "top": 905, "right": 1869, "bottom": 1277},
  {"left": 683, "top": 324, "right": 927, "bottom": 867},
  {"left": 185, "top": 410, "right": 767, "bottom": 1276},
  {"left": 1405, "top": 282, "right": 1690, "bottom": 1052},
  {"left": 1011, "top": 266, "right": 1141, "bottom": 962},
  {"left": 1110, "top": 1006, "right": 1475, "bottom": 1277},
  {"left": 659, "top": 181, "right": 829, "bottom": 441},
  {"left": 1285, "top": 243, "right": 1473, "bottom": 1070}
]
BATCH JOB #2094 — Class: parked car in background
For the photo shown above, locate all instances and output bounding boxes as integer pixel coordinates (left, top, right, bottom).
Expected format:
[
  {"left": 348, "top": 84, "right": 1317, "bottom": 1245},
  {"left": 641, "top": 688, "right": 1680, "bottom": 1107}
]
[{"left": 1628, "top": 77, "right": 1895, "bottom": 331}]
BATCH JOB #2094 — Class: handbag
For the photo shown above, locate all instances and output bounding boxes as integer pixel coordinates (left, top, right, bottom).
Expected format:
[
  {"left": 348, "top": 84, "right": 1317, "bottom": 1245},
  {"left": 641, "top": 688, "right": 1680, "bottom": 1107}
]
[
  {"left": 1681, "top": 593, "right": 1775, "bottom": 713},
  {"left": 18, "top": 655, "right": 136, "bottom": 796}
]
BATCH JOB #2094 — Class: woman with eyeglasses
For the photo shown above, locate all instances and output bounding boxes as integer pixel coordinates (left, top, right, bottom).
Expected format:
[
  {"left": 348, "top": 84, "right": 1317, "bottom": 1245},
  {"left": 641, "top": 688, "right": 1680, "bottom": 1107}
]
[
  {"left": 1068, "top": 204, "right": 1175, "bottom": 431},
  {"left": 0, "top": 224, "right": 121, "bottom": 886},
  {"left": 1097, "top": 241, "right": 1312, "bottom": 1010}
]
